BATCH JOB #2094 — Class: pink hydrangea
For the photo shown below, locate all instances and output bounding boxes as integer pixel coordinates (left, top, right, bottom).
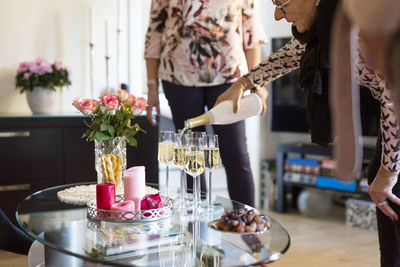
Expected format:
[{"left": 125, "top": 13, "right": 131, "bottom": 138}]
[
  {"left": 132, "top": 97, "right": 148, "bottom": 115},
  {"left": 54, "top": 60, "right": 62, "bottom": 70},
  {"left": 29, "top": 64, "right": 39, "bottom": 74},
  {"left": 35, "top": 57, "right": 46, "bottom": 65},
  {"left": 22, "top": 72, "right": 30, "bottom": 80},
  {"left": 72, "top": 97, "right": 99, "bottom": 115},
  {"left": 140, "top": 193, "right": 163, "bottom": 210},
  {"left": 37, "top": 62, "right": 52, "bottom": 75},
  {"left": 17, "top": 62, "right": 29, "bottom": 73},
  {"left": 101, "top": 93, "right": 120, "bottom": 110}
]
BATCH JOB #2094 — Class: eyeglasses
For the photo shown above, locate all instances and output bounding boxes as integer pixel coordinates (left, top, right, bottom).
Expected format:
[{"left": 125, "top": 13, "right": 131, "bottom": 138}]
[{"left": 271, "top": 0, "right": 293, "bottom": 12}]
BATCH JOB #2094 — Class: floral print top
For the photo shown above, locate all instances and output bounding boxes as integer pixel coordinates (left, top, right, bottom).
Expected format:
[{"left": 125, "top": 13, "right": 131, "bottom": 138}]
[
  {"left": 144, "top": 0, "right": 266, "bottom": 86},
  {"left": 245, "top": 38, "right": 400, "bottom": 173}
]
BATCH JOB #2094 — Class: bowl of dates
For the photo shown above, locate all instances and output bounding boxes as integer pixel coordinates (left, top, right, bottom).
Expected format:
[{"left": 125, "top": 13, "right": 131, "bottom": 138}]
[{"left": 208, "top": 208, "right": 271, "bottom": 234}]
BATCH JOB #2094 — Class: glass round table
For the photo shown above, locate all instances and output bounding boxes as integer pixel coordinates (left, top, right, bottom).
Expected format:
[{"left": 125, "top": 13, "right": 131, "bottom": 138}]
[{"left": 16, "top": 182, "right": 290, "bottom": 267}]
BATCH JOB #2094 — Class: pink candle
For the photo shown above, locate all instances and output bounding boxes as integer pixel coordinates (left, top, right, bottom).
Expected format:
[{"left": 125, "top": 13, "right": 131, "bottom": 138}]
[
  {"left": 111, "top": 200, "right": 135, "bottom": 219},
  {"left": 96, "top": 183, "right": 116, "bottom": 210},
  {"left": 124, "top": 166, "right": 146, "bottom": 210},
  {"left": 111, "top": 200, "right": 135, "bottom": 211}
]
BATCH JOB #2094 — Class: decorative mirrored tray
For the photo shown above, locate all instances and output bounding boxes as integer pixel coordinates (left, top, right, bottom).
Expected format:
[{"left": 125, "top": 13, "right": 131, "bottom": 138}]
[{"left": 87, "top": 195, "right": 174, "bottom": 223}]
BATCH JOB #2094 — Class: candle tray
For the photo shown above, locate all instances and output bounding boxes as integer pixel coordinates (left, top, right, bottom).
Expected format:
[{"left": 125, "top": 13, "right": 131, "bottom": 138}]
[{"left": 87, "top": 195, "right": 174, "bottom": 223}]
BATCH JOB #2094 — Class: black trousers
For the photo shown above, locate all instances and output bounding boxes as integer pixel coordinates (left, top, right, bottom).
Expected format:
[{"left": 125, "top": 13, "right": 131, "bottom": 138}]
[
  {"left": 367, "top": 130, "right": 400, "bottom": 267},
  {"left": 162, "top": 80, "right": 255, "bottom": 206},
  {"left": 0, "top": 209, "right": 33, "bottom": 255}
]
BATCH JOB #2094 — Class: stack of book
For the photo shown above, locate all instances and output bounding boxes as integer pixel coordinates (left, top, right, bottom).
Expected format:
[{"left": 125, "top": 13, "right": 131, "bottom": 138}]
[
  {"left": 283, "top": 158, "right": 320, "bottom": 185},
  {"left": 283, "top": 157, "right": 357, "bottom": 192},
  {"left": 320, "top": 159, "right": 336, "bottom": 177}
]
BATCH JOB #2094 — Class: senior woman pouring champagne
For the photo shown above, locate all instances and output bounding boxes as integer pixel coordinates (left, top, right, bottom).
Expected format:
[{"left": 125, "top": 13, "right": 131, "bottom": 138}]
[{"left": 216, "top": 0, "right": 400, "bottom": 266}]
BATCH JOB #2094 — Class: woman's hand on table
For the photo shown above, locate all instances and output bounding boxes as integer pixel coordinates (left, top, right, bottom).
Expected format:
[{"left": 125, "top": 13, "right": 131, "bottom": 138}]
[{"left": 368, "top": 166, "right": 400, "bottom": 221}]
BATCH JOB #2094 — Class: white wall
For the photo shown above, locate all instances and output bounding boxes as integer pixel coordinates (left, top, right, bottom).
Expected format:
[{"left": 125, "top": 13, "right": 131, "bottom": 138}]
[{"left": 0, "top": 0, "right": 149, "bottom": 114}]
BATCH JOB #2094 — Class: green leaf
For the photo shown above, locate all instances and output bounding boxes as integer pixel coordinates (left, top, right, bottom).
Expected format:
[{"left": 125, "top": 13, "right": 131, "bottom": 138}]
[
  {"left": 100, "top": 123, "right": 108, "bottom": 131},
  {"left": 108, "top": 126, "right": 115, "bottom": 136},
  {"left": 88, "top": 131, "right": 95, "bottom": 140},
  {"left": 125, "top": 128, "right": 137, "bottom": 137},
  {"left": 133, "top": 123, "right": 147, "bottom": 134},
  {"left": 95, "top": 131, "right": 109, "bottom": 142},
  {"left": 127, "top": 137, "right": 137, "bottom": 147}
]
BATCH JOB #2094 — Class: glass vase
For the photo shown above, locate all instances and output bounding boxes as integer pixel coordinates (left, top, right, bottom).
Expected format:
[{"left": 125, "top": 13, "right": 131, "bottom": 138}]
[{"left": 95, "top": 137, "right": 126, "bottom": 194}]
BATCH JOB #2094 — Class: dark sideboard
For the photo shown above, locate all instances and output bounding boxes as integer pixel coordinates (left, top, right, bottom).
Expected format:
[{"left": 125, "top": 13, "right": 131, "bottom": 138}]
[{"left": 0, "top": 114, "right": 159, "bottom": 225}]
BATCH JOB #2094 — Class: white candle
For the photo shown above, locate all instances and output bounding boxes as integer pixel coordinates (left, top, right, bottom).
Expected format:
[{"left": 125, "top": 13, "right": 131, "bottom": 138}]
[
  {"left": 117, "top": 0, "right": 121, "bottom": 30},
  {"left": 105, "top": 19, "right": 109, "bottom": 57},
  {"left": 89, "top": 6, "right": 95, "bottom": 44}
]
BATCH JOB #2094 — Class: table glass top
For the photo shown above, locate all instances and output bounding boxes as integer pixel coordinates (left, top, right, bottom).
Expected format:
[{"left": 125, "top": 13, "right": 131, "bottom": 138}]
[{"left": 16, "top": 183, "right": 290, "bottom": 266}]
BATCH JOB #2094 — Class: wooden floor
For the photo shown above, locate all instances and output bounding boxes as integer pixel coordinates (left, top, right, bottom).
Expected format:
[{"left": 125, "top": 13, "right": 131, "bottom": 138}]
[
  {"left": 0, "top": 250, "right": 28, "bottom": 267},
  {"left": 0, "top": 205, "right": 379, "bottom": 267},
  {"left": 267, "top": 206, "right": 379, "bottom": 267}
]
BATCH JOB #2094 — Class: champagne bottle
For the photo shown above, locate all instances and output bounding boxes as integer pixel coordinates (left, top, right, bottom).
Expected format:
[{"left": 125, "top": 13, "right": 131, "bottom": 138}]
[{"left": 184, "top": 93, "right": 263, "bottom": 130}]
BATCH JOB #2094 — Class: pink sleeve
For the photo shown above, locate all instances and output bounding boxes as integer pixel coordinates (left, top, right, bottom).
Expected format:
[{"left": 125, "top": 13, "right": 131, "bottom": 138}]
[
  {"left": 244, "top": 38, "right": 305, "bottom": 87},
  {"left": 144, "top": 0, "right": 169, "bottom": 59},
  {"left": 242, "top": 0, "right": 267, "bottom": 49},
  {"left": 357, "top": 54, "right": 400, "bottom": 173}
]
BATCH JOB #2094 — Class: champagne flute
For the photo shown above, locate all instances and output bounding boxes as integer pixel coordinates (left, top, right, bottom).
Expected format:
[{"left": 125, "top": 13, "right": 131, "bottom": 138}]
[
  {"left": 204, "top": 134, "right": 221, "bottom": 211},
  {"left": 184, "top": 135, "right": 205, "bottom": 215},
  {"left": 189, "top": 132, "right": 207, "bottom": 204},
  {"left": 173, "top": 132, "right": 187, "bottom": 207},
  {"left": 158, "top": 131, "right": 174, "bottom": 197}
]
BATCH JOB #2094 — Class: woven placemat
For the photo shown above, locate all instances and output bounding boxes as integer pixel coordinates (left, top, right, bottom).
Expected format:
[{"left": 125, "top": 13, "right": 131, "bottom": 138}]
[{"left": 57, "top": 184, "right": 159, "bottom": 205}]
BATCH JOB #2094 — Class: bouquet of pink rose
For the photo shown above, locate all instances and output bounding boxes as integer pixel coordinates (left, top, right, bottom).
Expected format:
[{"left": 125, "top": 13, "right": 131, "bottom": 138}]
[
  {"left": 72, "top": 89, "right": 147, "bottom": 146},
  {"left": 15, "top": 58, "right": 71, "bottom": 93}
]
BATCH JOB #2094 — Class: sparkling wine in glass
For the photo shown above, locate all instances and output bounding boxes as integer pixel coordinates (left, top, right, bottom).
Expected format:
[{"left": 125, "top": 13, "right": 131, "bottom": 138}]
[
  {"left": 189, "top": 131, "right": 207, "bottom": 204},
  {"left": 158, "top": 131, "right": 174, "bottom": 197},
  {"left": 204, "top": 134, "right": 221, "bottom": 211},
  {"left": 184, "top": 135, "right": 205, "bottom": 215},
  {"left": 173, "top": 132, "right": 187, "bottom": 207}
]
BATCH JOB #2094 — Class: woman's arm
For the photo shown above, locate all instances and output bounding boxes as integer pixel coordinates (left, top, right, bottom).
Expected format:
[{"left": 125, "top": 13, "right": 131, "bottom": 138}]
[
  {"left": 244, "top": 48, "right": 262, "bottom": 71},
  {"left": 244, "top": 37, "right": 305, "bottom": 88},
  {"left": 358, "top": 52, "right": 400, "bottom": 174},
  {"left": 145, "top": 58, "right": 161, "bottom": 126},
  {"left": 215, "top": 38, "right": 305, "bottom": 113},
  {"left": 358, "top": 50, "right": 400, "bottom": 220},
  {"left": 144, "top": 0, "right": 168, "bottom": 60},
  {"left": 144, "top": 0, "right": 168, "bottom": 126},
  {"left": 242, "top": 0, "right": 267, "bottom": 67}
]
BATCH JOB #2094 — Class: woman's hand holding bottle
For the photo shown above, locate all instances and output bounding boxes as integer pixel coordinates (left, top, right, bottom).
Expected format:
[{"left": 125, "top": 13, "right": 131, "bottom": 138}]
[
  {"left": 254, "top": 87, "right": 268, "bottom": 116},
  {"left": 215, "top": 77, "right": 268, "bottom": 116}
]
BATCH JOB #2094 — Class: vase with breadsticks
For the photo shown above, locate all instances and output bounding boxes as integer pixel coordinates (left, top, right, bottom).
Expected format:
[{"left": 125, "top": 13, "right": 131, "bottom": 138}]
[
  {"left": 72, "top": 89, "right": 148, "bottom": 192},
  {"left": 94, "top": 136, "right": 126, "bottom": 192}
]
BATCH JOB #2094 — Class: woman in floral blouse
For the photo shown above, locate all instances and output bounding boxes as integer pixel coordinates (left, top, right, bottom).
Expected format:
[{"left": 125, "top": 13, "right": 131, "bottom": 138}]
[{"left": 144, "top": 0, "right": 266, "bottom": 206}]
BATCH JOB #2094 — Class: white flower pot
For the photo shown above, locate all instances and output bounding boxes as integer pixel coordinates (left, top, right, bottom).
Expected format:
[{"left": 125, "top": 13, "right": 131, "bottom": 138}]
[{"left": 26, "top": 86, "right": 57, "bottom": 114}]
